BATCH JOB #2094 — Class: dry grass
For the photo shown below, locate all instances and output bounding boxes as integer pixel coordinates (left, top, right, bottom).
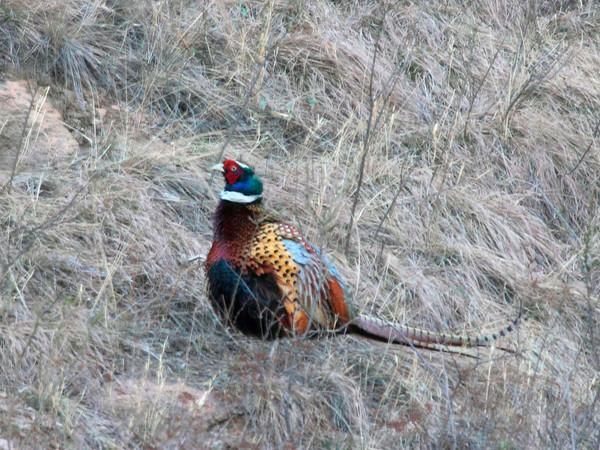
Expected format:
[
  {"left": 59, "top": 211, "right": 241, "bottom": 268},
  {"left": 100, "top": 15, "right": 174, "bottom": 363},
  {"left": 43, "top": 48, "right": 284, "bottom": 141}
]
[{"left": 1, "top": 0, "right": 599, "bottom": 448}]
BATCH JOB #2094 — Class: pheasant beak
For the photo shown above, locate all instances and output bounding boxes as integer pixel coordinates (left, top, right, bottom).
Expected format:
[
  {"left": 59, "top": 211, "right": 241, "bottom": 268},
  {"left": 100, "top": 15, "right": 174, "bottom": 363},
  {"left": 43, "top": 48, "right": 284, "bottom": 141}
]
[{"left": 210, "top": 163, "right": 224, "bottom": 173}]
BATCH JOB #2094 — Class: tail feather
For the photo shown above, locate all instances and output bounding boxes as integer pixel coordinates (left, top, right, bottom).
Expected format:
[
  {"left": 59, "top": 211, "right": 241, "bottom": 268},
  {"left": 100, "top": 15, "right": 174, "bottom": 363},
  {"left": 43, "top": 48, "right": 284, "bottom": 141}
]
[{"left": 351, "top": 308, "right": 523, "bottom": 347}]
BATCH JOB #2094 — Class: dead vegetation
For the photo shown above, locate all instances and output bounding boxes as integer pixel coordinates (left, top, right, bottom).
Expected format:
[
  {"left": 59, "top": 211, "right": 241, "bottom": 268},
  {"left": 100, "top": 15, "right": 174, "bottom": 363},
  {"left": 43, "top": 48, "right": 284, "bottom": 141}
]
[{"left": 0, "top": 0, "right": 598, "bottom": 448}]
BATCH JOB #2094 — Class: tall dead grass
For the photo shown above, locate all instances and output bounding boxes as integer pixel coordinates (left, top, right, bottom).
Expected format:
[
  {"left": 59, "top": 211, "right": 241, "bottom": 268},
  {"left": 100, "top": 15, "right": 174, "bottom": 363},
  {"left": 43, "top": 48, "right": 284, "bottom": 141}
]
[{"left": 1, "top": 0, "right": 598, "bottom": 448}]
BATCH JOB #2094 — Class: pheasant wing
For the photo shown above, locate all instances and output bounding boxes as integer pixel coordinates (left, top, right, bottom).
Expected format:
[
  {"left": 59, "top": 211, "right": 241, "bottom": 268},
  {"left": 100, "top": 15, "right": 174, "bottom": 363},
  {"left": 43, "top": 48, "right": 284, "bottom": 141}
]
[{"left": 245, "top": 221, "right": 349, "bottom": 334}]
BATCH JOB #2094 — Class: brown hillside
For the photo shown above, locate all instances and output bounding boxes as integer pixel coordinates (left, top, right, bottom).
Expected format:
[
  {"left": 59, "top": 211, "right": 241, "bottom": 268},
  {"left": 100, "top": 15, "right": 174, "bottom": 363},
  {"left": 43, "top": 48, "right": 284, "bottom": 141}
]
[{"left": 0, "top": 1, "right": 598, "bottom": 448}]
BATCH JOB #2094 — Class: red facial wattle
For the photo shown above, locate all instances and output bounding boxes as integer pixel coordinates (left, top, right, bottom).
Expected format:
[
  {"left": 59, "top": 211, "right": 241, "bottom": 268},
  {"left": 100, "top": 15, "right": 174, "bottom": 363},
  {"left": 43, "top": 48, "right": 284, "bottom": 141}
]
[{"left": 222, "top": 160, "right": 242, "bottom": 185}]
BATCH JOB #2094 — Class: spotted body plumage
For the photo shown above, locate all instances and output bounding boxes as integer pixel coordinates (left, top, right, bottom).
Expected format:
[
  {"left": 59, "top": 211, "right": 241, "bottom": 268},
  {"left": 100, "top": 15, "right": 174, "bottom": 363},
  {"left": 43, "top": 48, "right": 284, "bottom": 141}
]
[
  {"left": 206, "top": 200, "right": 348, "bottom": 337},
  {"left": 205, "top": 159, "right": 521, "bottom": 347}
]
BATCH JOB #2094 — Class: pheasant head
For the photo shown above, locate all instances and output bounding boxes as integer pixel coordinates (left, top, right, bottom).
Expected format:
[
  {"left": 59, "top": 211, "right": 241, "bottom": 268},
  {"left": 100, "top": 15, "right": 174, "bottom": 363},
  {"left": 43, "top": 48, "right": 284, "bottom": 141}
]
[{"left": 211, "top": 159, "right": 263, "bottom": 204}]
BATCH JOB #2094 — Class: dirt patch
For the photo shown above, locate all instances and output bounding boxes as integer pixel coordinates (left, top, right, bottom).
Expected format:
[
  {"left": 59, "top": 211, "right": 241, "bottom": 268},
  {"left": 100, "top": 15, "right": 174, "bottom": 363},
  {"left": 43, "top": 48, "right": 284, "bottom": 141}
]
[{"left": 0, "top": 80, "right": 79, "bottom": 183}]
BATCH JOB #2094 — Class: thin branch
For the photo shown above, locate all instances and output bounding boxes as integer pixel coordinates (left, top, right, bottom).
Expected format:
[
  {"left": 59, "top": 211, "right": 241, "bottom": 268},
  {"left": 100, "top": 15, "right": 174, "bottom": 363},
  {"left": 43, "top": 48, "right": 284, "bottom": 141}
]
[
  {"left": 502, "top": 44, "right": 570, "bottom": 129},
  {"left": 1, "top": 84, "right": 38, "bottom": 195},
  {"left": 215, "top": 1, "right": 276, "bottom": 166},
  {"left": 344, "top": 7, "right": 389, "bottom": 253},
  {"left": 1, "top": 171, "right": 97, "bottom": 281},
  {"left": 566, "top": 118, "right": 600, "bottom": 176},
  {"left": 373, "top": 168, "right": 406, "bottom": 241},
  {"left": 463, "top": 47, "right": 501, "bottom": 138},
  {"left": 582, "top": 187, "right": 599, "bottom": 369}
]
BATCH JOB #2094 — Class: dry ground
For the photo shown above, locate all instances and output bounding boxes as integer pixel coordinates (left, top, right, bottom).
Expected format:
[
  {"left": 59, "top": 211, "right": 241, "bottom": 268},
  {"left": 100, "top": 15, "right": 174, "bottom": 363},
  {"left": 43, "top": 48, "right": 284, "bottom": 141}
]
[{"left": 0, "top": 1, "right": 599, "bottom": 448}]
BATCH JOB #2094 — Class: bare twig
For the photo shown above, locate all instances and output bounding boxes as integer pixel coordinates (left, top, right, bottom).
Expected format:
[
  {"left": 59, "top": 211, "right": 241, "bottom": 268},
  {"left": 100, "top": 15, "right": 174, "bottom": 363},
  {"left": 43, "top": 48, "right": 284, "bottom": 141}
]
[
  {"left": 345, "top": 5, "right": 404, "bottom": 253},
  {"left": 373, "top": 166, "right": 407, "bottom": 242},
  {"left": 581, "top": 188, "right": 599, "bottom": 369},
  {"left": 1, "top": 84, "right": 38, "bottom": 195},
  {"left": 345, "top": 25, "right": 380, "bottom": 253},
  {"left": 566, "top": 118, "right": 600, "bottom": 176},
  {"left": 463, "top": 47, "right": 501, "bottom": 138},
  {"left": 1, "top": 171, "right": 98, "bottom": 282},
  {"left": 503, "top": 43, "right": 570, "bottom": 130},
  {"left": 214, "top": 1, "right": 277, "bottom": 166}
]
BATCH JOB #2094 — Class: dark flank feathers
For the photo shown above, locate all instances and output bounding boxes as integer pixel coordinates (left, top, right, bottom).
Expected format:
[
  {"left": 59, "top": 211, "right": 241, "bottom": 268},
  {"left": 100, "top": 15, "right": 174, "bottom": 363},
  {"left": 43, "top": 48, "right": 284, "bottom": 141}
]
[{"left": 207, "top": 260, "right": 285, "bottom": 338}]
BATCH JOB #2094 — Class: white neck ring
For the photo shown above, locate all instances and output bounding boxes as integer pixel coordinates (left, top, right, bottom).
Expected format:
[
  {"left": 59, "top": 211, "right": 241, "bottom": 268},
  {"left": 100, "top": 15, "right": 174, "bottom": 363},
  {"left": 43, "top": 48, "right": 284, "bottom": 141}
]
[{"left": 220, "top": 190, "right": 262, "bottom": 204}]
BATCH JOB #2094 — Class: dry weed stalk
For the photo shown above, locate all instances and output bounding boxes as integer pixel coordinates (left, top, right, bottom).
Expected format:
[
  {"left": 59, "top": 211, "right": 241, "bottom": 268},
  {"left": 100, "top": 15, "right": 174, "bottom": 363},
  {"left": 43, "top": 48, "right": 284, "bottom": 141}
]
[{"left": 345, "top": 3, "right": 406, "bottom": 253}]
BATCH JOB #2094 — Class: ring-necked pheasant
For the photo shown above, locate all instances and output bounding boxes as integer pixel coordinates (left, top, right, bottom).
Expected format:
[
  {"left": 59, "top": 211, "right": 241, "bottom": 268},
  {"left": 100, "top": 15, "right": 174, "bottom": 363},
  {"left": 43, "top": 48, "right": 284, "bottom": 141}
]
[{"left": 205, "top": 159, "right": 521, "bottom": 348}]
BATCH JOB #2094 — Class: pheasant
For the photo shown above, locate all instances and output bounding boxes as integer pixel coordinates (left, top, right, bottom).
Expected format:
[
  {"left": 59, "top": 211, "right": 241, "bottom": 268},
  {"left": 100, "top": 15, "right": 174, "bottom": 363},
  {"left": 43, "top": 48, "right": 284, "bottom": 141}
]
[{"left": 205, "top": 159, "right": 521, "bottom": 348}]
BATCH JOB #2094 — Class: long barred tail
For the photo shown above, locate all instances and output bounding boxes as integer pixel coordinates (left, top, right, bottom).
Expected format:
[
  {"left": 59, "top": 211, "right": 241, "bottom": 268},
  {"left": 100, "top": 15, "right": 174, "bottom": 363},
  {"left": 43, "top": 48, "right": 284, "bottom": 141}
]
[{"left": 351, "top": 307, "right": 523, "bottom": 347}]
